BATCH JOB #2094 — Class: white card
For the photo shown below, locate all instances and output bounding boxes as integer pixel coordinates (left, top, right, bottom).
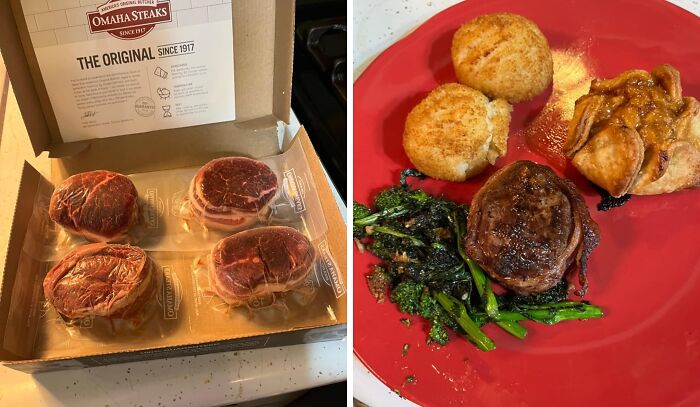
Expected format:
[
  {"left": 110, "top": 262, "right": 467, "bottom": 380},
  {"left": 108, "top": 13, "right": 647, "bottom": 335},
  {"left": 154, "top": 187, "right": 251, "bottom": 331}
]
[{"left": 22, "top": 0, "right": 235, "bottom": 142}]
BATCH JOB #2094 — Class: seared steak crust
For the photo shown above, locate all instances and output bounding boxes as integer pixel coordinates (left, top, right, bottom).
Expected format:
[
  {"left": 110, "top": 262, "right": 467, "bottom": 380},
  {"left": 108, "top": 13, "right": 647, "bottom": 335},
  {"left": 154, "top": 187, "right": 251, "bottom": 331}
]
[{"left": 465, "top": 161, "right": 599, "bottom": 295}]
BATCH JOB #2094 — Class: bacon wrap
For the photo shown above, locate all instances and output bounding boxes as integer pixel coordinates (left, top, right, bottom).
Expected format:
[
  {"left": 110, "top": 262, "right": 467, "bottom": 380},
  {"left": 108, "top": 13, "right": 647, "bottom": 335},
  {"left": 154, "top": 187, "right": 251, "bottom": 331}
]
[
  {"left": 43, "top": 243, "right": 157, "bottom": 320},
  {"left": 188, "top": 157, "right": 278, "bottom": 231},
  {"left": 208, "top": 226, "right": 316, "bottom": 305}
]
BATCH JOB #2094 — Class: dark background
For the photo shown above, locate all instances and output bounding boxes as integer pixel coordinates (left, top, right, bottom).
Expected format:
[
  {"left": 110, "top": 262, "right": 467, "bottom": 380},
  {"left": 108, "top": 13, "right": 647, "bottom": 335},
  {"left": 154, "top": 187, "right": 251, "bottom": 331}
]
[
  {"left": 292, "top": 0, "right": 347, "bottom": 202},
  {"left": 288, "top": 0, "right": 347, "bottom": 404}
]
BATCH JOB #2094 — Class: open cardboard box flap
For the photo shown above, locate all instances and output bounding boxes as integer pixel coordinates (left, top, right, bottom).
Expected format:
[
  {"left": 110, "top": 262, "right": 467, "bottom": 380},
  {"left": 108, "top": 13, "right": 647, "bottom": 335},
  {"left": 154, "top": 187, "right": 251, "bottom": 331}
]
[
  {"left": 0, "top": 0, "right": 347, "bottom": 373},
  {"left": 0, "top": 0, "right": 295, "bottom": 158}
]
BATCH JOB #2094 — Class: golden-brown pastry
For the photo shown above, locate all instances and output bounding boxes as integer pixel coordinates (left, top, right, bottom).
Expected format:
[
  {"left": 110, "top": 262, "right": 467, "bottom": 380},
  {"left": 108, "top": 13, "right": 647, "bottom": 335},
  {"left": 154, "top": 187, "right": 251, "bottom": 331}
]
[
  {"left": 565, "top": 64, "right": 700, "bottom": 197},
  {"left": 451, "top": 13, "right": 553, "bottom": 103},
  {"left": 571, "top": 126, "right": 644, "bottom": 198},
  {"left": 403, "top": 83, "right": 511, "bottom": 181}
]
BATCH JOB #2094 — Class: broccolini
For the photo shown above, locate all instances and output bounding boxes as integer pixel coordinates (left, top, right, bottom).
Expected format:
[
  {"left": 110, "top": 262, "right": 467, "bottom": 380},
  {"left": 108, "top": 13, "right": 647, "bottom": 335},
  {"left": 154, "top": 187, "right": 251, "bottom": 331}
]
[{"left": 355, "top": 170, "right": 604, "bottom": 351}]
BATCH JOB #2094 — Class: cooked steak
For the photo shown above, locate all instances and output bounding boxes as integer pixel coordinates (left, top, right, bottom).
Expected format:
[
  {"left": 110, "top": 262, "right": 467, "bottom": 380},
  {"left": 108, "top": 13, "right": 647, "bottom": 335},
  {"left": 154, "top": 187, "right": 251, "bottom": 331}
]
[
  {"left": 49, "top": 170, "right": 139, "bottom": 242},
  {"left": 189, "top": 157, "right": 278, "bottom": 231},
  {"left": 465, "top": 161, "right": 599, "bottom": 295},
  {"left": 209, "top": 226, "right": 316, "bottom": 305},
  {"left": 43, "top": 243, "right": 157, "bottom": 320}
]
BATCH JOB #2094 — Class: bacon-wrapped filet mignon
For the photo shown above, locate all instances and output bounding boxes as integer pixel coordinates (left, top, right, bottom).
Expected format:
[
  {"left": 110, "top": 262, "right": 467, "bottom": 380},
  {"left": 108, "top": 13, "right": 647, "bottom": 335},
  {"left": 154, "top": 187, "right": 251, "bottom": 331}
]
[
  {"left": 43, "top": 243, "right": 157, "bottom": 320},
  {"left": 465, "top": 161, "right": 599, "bottom": 295},
  {"left": 209, "top": 226, "right": 316, "bottom": 305},
  {"left": 49, "top": 170, "right": 139, "bottom": 242},
  {"left": 188, "top": 157, "right": 278, "bottom": 231}
]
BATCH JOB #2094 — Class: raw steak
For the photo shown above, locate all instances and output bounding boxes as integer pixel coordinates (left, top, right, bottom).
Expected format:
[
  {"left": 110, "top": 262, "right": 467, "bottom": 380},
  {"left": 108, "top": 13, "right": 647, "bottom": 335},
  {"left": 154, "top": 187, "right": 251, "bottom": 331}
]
[
  {"left": 209, "top": 226, "right": 316, "bottom": 305},
  {"left": 43, "top": 243, "right": 157, "bottom": 320},
  {"left": 189, "top": 157, "right": 278, "bottom": 231},
  {"left": 49, "top": 170, "right": 139, "bottom": 242},
  {"left": 465, "top": 161, "right": 600, "bottom": 296}
]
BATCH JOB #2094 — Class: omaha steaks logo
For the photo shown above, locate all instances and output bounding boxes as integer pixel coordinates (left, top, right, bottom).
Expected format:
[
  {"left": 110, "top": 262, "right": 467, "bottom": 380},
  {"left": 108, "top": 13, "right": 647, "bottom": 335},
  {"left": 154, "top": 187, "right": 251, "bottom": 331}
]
[
  {"left": 158, "top": 266, "right": 182, "bottom": 320},
  {"left": 316, "top": 240, "right": 346, "bottom": 298},
  {"left": 87, "top": 0, "right": 171, "bottom": 40},
  {"left": 283, "top": 168, "right": 306, "bottom": 213},
  {"left": 144, "top": 188, "right": 164, "bottom": 229}
]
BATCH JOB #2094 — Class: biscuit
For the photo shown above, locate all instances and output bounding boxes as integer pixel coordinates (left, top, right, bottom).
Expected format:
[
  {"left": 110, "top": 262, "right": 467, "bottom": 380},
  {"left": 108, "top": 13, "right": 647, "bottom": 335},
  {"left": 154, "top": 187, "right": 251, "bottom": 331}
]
[
  {"left": 403, "top": 83, "right": 511, "bottom": 181},
  {"left": 451, "top": 13, "right": 553, "bottom": 103}
]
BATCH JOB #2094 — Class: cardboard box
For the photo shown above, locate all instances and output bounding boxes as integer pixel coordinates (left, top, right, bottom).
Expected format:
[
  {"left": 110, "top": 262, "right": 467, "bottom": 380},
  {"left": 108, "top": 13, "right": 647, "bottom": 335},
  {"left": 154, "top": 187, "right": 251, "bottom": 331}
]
[{"left": 0, "top": 0, "right": 347, "bottom": 373}]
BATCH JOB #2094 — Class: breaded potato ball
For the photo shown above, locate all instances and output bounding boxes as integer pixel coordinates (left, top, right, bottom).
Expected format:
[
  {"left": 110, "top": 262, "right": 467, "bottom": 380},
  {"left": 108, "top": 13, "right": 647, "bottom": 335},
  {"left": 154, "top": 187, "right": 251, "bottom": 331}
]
[
  {"left": 451, "top": 13, "right": 553, "bottom": 103},
  {"left": 403, "top": 83, "right": 512, "bottom": 181}
]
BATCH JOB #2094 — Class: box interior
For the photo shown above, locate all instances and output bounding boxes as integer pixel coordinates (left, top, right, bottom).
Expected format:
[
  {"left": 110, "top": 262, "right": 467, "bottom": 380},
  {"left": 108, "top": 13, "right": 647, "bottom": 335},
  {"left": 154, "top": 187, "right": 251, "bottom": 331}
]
[{"left": 0, "top": 129, "right": 347, "bottom": 366}]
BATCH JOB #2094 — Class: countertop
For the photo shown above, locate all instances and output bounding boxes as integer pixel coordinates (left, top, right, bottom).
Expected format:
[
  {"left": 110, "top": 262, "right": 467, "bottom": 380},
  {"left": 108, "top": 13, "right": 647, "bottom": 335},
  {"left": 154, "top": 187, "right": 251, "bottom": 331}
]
[
  {"left": 0, "top": 59, "right": 347, "bottom": 406},
  {"left": 352, "top": 0, "right": 700, "bottom": 406}
]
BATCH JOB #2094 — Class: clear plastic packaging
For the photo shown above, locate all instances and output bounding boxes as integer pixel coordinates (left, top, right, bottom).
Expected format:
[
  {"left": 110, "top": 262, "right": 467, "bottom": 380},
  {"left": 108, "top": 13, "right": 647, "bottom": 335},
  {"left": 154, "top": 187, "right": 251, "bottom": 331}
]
[
  {"left": 42, "top": 243, "right": 158, "bottom": 322},
  {"left": 201, "top": 226, "right": 316, "bottom": 307},
  {"left": 185, "top": 156, "right": 279, "bottom": 232},
  {"left": 30, "top": 139, "right": 329, "bottom": 260},
  {"left": 7, "top": 140, "right": 345, "bottom": 359}
]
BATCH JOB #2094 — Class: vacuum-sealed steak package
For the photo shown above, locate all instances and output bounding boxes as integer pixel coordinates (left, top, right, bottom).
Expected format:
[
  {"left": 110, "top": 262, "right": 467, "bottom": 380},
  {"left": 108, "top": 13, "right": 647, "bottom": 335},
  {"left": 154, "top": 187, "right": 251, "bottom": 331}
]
[
  {"left": 5, "top": 138, "right": 345, "bottom": 360},
  {"left": 43, "top": 243, "right": 158, "bottom": 322},
  {"left": 187, "top": 157, "right": 278, "bottom": 231},
  {"left": 49, "top": 170, "right": 139, "bottom": 242},
  {"left": 207, "top": 226, "right": 316, "bottom": 306},
  {"left": 29, "top": 139, "right": 329, "bottom": 260}
]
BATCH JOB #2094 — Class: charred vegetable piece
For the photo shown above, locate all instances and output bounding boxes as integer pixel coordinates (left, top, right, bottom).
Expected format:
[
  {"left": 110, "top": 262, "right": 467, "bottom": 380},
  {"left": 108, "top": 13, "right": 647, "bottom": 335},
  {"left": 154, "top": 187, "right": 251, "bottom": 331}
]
[
  {"left": 434, "top": 291, "right": 495, "bottom": 351},
  {"left": 366, "top": 265, "right": 392, "bottom": 303}
]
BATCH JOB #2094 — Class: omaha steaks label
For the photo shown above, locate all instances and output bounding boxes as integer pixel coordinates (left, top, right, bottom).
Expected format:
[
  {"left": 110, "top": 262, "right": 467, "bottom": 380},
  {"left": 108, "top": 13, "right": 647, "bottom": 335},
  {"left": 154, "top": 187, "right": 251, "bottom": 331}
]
[
  {"left": 144, "top": 188, "right": 165, "bottom": 229},
  {"left": 317, "top": 240, "right": 346, "bottom": 298},
  {"left": 87, "top": 0, "right": 172, "bottom": 40},
  {"left": 159, "top": 266, "right": 182, "bottom": 320},
  {"left": 283, "top": 168, "right": 307, "bottom": 214}
]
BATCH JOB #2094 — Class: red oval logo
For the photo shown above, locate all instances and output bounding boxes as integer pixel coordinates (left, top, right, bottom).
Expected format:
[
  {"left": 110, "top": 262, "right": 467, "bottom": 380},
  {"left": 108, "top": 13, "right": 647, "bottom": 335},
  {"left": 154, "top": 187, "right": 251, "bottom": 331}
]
[{"left": 87, "top": 0, "right": 171, "bottom": 40}]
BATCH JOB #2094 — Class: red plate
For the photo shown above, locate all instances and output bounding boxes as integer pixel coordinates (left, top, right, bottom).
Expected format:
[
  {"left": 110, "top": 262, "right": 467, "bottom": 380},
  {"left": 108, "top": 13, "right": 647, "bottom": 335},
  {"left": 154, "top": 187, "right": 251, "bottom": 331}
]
[{"left": 353, "top": 1, "right": 700, "bottom": 406}]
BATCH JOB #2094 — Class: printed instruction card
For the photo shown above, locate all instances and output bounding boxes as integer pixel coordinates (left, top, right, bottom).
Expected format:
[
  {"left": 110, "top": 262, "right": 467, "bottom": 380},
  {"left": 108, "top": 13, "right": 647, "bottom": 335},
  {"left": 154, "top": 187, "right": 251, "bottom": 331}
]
[{"left": 22, "top": 0, "right": 235, "bottom": 141}]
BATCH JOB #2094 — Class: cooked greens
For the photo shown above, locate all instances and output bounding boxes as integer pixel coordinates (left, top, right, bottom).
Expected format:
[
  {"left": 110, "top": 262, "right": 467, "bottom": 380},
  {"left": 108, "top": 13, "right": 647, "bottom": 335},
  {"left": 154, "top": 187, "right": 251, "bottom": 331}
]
[{"left": 355, "top": 170, "right": 604, "bottom": 351}]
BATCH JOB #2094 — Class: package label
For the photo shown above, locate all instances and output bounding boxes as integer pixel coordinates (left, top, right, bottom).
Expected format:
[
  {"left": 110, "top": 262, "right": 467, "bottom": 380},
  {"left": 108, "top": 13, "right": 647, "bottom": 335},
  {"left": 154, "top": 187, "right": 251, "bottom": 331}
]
[
  {"left": 159, "top": 266, "right": 182, "bottom": 320},
  {"left": 282, "top": 168, "right": 307, "bottom": 214},
  {"left": 22, "top": 0, "right": 235, "bottom": 141},
  {"left": 316, "top": 239, "right": 346, "bottom": 298}
]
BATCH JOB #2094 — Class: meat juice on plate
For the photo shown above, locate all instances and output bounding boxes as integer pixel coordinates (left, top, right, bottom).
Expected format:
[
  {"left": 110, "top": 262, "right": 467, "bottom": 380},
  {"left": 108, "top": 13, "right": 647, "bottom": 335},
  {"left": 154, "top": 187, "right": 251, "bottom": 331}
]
[{"left": 521, "top": 48, "right": 595, "bottom": 169}]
